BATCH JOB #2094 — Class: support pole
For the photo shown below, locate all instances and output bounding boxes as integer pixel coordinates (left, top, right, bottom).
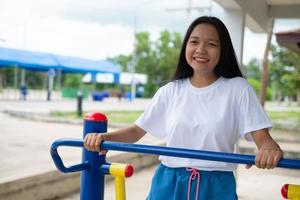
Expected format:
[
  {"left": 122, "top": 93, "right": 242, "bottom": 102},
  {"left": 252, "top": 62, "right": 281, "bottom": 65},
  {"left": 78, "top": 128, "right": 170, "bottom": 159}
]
[{"left": 81, "top": 112, "right": 108, "bottom": 200}]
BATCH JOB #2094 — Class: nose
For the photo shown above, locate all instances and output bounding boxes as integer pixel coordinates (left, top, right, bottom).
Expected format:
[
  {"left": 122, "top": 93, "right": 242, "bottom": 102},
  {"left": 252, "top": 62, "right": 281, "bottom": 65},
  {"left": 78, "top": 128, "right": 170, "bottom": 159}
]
[{"left": 195, "top": 43, "right": 206, "bottom": 54}]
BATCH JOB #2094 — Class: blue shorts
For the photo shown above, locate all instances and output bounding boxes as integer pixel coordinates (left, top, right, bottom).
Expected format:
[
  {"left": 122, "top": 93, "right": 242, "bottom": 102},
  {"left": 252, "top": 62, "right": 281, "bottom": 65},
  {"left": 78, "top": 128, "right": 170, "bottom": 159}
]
[{"left": 146, "top": 164, "right": 237, "bottom": 200}]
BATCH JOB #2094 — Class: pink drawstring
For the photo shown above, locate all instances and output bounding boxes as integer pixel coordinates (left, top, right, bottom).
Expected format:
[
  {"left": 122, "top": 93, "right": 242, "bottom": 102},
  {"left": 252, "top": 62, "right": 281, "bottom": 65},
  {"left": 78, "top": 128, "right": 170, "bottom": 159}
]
[{"left": 186, "top": 168, "right": 200, "bottom": 200}]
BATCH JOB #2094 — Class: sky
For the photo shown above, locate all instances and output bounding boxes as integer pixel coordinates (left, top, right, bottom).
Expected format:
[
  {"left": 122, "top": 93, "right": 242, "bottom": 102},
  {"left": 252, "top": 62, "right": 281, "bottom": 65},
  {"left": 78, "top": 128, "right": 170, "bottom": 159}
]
[{"left": 0, "top": 0, "right": 299, "bottom": 65}]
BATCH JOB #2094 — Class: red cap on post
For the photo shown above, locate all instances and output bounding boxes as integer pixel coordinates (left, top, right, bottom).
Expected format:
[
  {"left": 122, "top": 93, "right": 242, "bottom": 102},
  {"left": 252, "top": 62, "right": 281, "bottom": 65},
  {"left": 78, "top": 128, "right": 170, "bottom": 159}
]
[
  {"left": 124, "top": 164, "right": 134, "bottom": 177},
  {"left": 84, "top": 112, "right": 107, "bottom": 122},
  {"left": 281, "top": 184, "right": 288, "bottom": 198}
]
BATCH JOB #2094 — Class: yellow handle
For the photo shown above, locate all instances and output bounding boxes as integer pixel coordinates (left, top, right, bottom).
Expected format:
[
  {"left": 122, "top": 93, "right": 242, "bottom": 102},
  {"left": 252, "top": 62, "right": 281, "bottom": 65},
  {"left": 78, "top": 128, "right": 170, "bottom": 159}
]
[
  {"left": 282, "top": 184, "right": 300, "bottom": 200},
  {"left": 109, "top": 163, "right": 134, "bottom": 200},
  {"left": 288, "top": 184, "right": 300, "bottom": 200},
  {"left": 110, "top": 163, "right": 134, "bottom": 177},
  {"left": 115, "top": 176, "right": 126, "bottom": 200}
]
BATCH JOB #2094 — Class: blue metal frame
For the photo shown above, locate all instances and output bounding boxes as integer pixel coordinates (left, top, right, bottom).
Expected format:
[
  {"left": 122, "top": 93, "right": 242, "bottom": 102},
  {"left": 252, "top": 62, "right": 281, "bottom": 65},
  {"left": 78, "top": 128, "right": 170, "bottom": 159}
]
[
  {"left": 51, "top": 139, "right": 300, "bottom": 171},
  {"left": 80, "top": 117, "right": 107, "bottom": 200},
  {"left": 50, "top": 112, "right": 300, "bottom": 200}
]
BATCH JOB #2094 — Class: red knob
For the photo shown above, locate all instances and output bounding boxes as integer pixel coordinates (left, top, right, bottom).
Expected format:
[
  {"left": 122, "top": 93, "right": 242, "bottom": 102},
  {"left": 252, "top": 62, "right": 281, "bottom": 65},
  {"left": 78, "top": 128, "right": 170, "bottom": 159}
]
[
  {"left": 125, "top": 164, "right": 134, "bottom": 177},
  {"left": 84, "top": 112, "right": 107, "bottom": 122},
  {"left": 281, "top": 184, "right": 288, "bottom": 199}
]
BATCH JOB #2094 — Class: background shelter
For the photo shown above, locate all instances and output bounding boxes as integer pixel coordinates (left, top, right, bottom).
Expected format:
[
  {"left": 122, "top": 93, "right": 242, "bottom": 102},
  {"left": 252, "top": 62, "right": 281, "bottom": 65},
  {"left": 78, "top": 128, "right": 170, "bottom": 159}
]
[
  {"left": 275, "top": 28, "right": 300, "bottom": 53},
  {"left": 0, "top": 47, "right": 120, "bottom": 100},
  {"left": 82, "top": 72, "right": 147, "bottom": 85}
]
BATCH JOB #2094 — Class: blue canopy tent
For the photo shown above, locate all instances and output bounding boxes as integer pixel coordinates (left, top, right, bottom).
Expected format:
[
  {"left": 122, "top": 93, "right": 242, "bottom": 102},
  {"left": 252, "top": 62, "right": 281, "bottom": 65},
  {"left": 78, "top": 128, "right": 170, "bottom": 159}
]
[
  {"left": 52, "top": 54, "right": 120, "bottom": 82},
  {"left": 0, "top": 47, "right": 120, "bottom": 76},
  {"left": 0, "top": 47, "right": 58, "bottom": 71},
  {"left": 0, "top": 47, "right": 121, "bottom": 100}
]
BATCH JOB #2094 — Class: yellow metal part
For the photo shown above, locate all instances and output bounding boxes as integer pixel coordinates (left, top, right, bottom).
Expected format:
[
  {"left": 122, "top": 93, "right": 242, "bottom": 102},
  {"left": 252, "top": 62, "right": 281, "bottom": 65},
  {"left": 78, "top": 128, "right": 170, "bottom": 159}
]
[
  {"left": 115, "top": 176, "right": 126, "bottom": 200},
  {"left": 288, "top": 184, "right": 300, "bottom": 200},
  {"left": 110, "top": 163, "right": 127, "bottom": 177},
  {"left": 109, "top": 163, "right": 130, "bottom": 200}
]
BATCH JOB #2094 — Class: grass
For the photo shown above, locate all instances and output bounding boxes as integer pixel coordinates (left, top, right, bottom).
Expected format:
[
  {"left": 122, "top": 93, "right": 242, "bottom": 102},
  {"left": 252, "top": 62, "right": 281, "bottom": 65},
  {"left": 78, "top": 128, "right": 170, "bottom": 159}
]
[
  {"left": 51, "top": 110, "right": 143, "bottom": 124},
  {"left": 51, "top": 110, "right": 300, "bottom": 130},
  {"left": 103, "top": 111, "right": 143, "bottom": 124},
  {"left": 267, "top": 111, "right": 300, "bottom": 131}
]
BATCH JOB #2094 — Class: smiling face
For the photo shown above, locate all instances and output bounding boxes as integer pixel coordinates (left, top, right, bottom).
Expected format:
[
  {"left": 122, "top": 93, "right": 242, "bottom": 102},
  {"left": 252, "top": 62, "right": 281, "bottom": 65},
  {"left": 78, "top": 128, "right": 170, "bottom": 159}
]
[{"left": 185, "top": 23, "right": 221, "bottom": 78}]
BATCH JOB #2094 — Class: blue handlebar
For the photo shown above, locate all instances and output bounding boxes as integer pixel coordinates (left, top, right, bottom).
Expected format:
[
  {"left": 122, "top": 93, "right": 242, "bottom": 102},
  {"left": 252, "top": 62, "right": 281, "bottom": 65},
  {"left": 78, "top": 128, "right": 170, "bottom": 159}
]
[
  {"left": 50, "top": 139, "right": 300, "bottom": 172},
  {"left": 50, "top": 139, "right": 89, "bottom": 173},
  {"left": 102, "top": 141, "right": 300, "bottom": 170}
]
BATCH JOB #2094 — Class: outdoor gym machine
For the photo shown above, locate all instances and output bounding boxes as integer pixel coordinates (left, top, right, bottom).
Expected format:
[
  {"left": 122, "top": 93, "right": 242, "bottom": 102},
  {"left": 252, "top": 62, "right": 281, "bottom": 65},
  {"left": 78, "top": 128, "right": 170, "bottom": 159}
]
[{"left": 50, "top": 112, "right": 300, "bottom": 200}]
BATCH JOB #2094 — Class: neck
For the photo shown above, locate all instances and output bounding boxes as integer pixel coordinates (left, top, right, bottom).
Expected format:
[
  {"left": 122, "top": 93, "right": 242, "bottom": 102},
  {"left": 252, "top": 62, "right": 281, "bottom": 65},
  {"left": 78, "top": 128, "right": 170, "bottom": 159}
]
[{"left": 190, "top": 74, "right": 219, "bottom": 88}]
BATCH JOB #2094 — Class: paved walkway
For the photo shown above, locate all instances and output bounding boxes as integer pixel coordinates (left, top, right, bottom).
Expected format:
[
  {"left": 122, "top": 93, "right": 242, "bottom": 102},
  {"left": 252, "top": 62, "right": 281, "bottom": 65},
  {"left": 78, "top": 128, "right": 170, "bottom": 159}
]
[{"left": 0, "top": 98, "right": 160, "bottom": 183}]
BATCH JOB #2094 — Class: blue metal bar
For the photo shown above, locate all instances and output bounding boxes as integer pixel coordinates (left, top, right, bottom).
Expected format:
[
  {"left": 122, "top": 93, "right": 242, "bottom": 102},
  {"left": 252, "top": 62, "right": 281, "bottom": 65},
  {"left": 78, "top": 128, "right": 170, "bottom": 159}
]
[
  {"left": 50, "top": 139, "right": 89, "bottom": 173},
  {"left": 101, "top": 141, "right": 300, "bottom": 170},
  {"left": 51, "top": 138, "right": 300, "bottom": 170}
]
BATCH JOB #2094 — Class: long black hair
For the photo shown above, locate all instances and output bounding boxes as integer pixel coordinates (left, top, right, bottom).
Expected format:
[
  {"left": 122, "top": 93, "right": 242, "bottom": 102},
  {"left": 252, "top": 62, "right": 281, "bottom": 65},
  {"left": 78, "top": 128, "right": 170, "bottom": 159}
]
[{"left": 172, "top": 16, "right": 243, "bottom": 81}]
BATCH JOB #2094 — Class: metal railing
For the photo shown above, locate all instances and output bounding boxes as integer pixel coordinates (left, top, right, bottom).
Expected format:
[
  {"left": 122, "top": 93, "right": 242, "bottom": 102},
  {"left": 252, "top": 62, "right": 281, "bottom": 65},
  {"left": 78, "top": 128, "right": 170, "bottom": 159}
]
[{"left": 50, "top": 112, "right": 300, "bottom": 200}]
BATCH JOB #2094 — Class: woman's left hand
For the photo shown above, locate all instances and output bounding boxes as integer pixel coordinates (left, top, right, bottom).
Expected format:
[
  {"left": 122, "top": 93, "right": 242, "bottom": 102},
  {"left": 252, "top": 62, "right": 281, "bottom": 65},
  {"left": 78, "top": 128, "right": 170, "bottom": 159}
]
[
  {"left": 247, "top": 129, "right": 283, "bottom": 169},
  {"left": 254, "top": 140, "right": 283, "bottom": 169}
]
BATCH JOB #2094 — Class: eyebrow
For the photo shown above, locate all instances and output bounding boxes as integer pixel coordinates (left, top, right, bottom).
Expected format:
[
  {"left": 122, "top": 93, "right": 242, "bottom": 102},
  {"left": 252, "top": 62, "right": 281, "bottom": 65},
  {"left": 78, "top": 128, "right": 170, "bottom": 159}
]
[{"left": 189, "top": 36, "right": 219, "bottom": 42}]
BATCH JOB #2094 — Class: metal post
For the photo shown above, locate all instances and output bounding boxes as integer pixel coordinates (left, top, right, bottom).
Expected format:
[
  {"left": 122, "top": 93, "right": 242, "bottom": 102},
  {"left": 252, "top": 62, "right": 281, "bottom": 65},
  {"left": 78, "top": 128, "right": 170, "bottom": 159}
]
[
  {"left": 130, "top": 12, "right": 137, "bottom": 102},
  {"left": 81, "top": 112, "right": 108, "bottom": 200},
  {"left": 13, "top": 65, "right": 18, "bottom": 99},
  {"left": 77, "top": 90, "right": 83, "bottom": 117},
  {"left": 47, "top": 69, "right": 55, "bottom": 101}
]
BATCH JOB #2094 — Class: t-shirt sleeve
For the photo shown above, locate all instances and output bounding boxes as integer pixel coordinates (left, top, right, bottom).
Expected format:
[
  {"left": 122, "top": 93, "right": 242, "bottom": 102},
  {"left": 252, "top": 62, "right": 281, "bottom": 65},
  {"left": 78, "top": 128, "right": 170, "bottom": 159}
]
[
  {"left": 238, "top": 85, "right": 272, "bottom": 141},
  {"left": 134, "top": 86, "right": 168, "bottom": 139}
]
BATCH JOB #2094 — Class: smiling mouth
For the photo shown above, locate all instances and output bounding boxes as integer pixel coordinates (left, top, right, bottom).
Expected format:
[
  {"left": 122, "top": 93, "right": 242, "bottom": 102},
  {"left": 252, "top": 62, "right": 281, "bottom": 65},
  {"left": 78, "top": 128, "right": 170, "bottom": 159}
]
[{"left": 193, "top": 57, "right": 209, "bottom": 63}]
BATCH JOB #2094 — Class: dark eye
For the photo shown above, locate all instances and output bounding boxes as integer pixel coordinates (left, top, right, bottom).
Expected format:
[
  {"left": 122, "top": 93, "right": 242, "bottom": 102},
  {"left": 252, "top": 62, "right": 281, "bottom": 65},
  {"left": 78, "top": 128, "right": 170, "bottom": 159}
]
[
  {"left": 189, "top": 40, "right": 198, "bottom": 44},
  {"left": 208, "top": 43, "right": 217, "bottom": 47}
]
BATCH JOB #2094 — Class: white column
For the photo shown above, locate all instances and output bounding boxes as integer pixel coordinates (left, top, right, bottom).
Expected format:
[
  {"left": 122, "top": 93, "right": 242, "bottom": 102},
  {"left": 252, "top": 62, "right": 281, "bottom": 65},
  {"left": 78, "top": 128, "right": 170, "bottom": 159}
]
[
  {"left": 21, "top": 69, "right": 26, "bottom": 86},
  {"left": 222, "top": 10, "right": 246, "bottom": 68}
]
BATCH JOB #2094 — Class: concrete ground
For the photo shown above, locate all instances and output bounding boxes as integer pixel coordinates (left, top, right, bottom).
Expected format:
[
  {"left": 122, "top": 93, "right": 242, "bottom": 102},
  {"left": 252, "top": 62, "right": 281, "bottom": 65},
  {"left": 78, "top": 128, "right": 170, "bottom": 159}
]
[{"left": 0, "top": 98, "right": 299, "bottom": 199}]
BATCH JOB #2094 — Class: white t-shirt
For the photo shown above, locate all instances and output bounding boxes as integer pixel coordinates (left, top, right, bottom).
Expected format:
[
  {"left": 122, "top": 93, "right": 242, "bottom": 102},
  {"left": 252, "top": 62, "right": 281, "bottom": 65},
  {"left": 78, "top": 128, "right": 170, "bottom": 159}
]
[{"left": 135, "top": 77, "right": 272, "bottom": 171}]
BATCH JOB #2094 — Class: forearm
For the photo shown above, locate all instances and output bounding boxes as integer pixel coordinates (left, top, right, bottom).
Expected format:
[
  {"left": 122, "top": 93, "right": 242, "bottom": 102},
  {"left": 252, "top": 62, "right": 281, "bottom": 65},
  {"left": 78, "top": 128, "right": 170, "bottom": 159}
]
[
  {"left": 102, "top": 125, "right": 146, "bottom": 143},
  {"left": 251, "top": 129, "right": 280, "bottom": 150}
]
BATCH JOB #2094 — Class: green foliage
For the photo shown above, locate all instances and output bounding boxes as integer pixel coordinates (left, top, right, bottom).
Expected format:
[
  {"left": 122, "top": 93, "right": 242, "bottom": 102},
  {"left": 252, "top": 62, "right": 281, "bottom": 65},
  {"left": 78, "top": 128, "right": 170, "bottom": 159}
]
[
  {"left": 243, "top": 58, "right": 261, "bottom": 80},
  {"left": 269, "top": 45, "right": 300, "bottom": 100},
  {"left": 26, "top": 71, "right": 46, "bottom": 89},
  {"left": 153, "top": 31, "right": 182, "bottom": 85},
  {"left": 0, "top": 67, "right": 46, "bottom": 89},
  {"left": 108, "top": 55, "right": 131, "bottom": 72},
  {"left": 63, "top": 74, "right": 82, "bottom": 88},
  {"left": 111, "top": 30, "right": 182, "bottom": 97},
  {"left": 0, "top": 67, "right": 15, "bottom": 87},
  {"left": 248, "top": 78, "right": 272, "bottom": 100}
]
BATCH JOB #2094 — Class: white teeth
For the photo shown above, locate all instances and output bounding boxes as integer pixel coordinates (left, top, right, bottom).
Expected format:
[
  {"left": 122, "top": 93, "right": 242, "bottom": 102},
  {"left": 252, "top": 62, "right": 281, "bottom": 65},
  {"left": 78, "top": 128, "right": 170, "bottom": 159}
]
[{"left": 194, "top": 57, "right": 208, "bottom": 62}]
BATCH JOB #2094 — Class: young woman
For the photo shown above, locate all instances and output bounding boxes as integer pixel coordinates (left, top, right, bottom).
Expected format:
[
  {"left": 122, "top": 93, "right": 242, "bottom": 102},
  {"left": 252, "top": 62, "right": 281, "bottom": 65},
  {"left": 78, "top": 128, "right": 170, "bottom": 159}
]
[{"left": 84, "top": 16, "right": 282, "bottom": 200}]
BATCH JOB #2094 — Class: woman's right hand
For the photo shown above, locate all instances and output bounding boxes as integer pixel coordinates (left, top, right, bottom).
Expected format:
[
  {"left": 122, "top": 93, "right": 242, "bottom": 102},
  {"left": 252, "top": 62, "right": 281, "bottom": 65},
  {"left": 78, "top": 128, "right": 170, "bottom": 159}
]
[{"left": 83, "top": 133, "right": 108, "bottom": 155}]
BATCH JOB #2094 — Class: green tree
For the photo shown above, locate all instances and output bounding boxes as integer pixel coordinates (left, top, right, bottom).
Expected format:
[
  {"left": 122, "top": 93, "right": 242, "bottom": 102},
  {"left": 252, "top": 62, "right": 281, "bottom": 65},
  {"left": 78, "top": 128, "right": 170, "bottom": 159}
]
[
  {"left": 0, "top": 67, "right": 15, "bottom": 87},
  {"left": 269, "top": 45, "right": 300, "bottom": 103},
  {"left": 243, "top": 58, "right": 261, "bottom": 80},
  {"left": 0, "top": 67, "right": 46, "bottom": 89},
  {"left": 134, "top": 32, "right": 157, "bottom": 97},
  {"left": 134, "top": 32, "right": 156, "bottom": 74},
  {"left": 248, "top": 78, "right": 272, "bottom": 100},
  {"left": 110, "top": 30, "right": 182, "bottom": 97},
  {"left": 63, "top": 74, "right": 82, "bottom": 88},
  {"left": 154, "top": 31, "right": 181, "bottom": 84},
  {"left": 108, "top": 55, "right": 131, "bottom": 72}
]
